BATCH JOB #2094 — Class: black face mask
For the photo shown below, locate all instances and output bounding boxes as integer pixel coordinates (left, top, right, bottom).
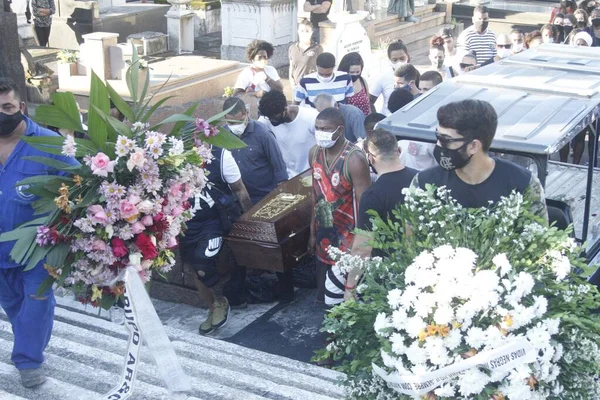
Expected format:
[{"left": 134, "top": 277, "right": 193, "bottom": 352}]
[
  {"left": 474, "top": 20, "right": 489, "bottom": 33},
  {"left": 564, "top": 25, "right": 574, "bottom": 36},
  {"left": 351, "top": 75, "right": 360, "bottom": 82},
  {"left": 592, "top": 18, "right": 600, "bottom": 27},
  {"left": 269, "top": 111, "right": 292, "bottom": 127},
  {"left": 0, "top": 110, "right": 24, "bottom": 136},
  {"left": 577, "top": 21, "right": 587, "bottom": 29},
  {"left": 433, "top": 141, "right": 473, "bottom": 170}
]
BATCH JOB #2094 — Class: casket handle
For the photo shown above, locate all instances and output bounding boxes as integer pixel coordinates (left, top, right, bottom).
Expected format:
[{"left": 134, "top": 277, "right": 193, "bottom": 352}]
[
  {"left": 288, "top": 231, "right": 297, "bottom": 238},
  {"left": 293, "top": 251, "right": 308, "bottom": 261}
]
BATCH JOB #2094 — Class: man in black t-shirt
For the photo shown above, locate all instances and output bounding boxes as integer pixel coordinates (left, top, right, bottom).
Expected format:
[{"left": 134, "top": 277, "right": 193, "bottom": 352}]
[
  {"left": 331, "top": 129, "right": 416, "bottom": 303},
  {"left": 303, "top": 0, "right": 331, "bottom": 43},
  {"left": 411, "top": 99, "right": 548, "bottom": 220}
]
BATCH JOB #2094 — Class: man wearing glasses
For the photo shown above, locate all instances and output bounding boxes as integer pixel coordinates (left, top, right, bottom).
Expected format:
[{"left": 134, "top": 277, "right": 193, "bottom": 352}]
[
  {"left": 410, "top": 99, "right": 548, "bottom": 221},
  {"left": 457, "top": 5, "right": 497, "bottom": 65},
  {"left": 258, "top": 90, "right": 318, "bottom": 178}
]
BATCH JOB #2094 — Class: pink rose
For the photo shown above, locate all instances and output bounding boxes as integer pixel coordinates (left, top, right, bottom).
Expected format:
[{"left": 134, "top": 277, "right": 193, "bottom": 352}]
[
  {"left": 131, "top": 221, "right": 145, "bottom": 234},
  {"left": 129, "top": 195, "right": 140, "bottom": 205},
  {"left": 87, "top": 204, "right": 108, "bottom": 224},
  {"left": 127, "top": 149, "right": 146, "bottom": 172},
  {"left": 90, "top": 152, "right": 116, "bottom": 177},
  {"left": 167, "top": 236, "right": 178, "bottom": 249},
  {"left": 120, "top": 200, "right": 139, "bottom": 221},
  {"left": 141, "top": 215, "right": 154, "bottom": 226},
  {"left": 171, "top": 206, "right": 183, "bottom": 218},
  {"left": 92, "top": 240, "right": 107, "bottom": 251}
]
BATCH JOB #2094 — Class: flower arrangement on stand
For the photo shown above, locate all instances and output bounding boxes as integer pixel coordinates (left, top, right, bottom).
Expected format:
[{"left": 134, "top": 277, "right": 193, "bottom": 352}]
[
  {"left": 315, "top": 185, "right": 600, "bottom": 400},
  {"left": 0, "top": 50, "right": 246, "bottom": 309}
]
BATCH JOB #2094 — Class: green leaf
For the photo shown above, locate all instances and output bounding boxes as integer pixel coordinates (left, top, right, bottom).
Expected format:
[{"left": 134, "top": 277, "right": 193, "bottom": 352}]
[
  {"left": 34, "top": 92, "right": 84, "bottom": 132},
  {"left": 202, "top": 126, "right": 247, "bottom": 149},
  {"left": 37, "top": 277, "right": 56, "bottom": 297},
  {"left": 136, "top": 77, "right": 172, "bottom": 122},
  {"left": 46, "top": 243, "right": 70, "bottom": 269},
  {"left": 106, "top": 81, "right": 135, "bottom": 122},
  {"left": 7, "top": 227, "right": 38, "bottom": 264},
  {"left": 91, "top": 104, "right": 132, "bottom": 140},
  {"left": 73, "top": 186, "right": 99, "bottom": 208},
  {"left": 23, "top": 156, "right": 81, "bottom": 172},
  {"left": 33, "top": 198, "right": 59, "bottom": 215},
  {"left": 126, "top": 49, "right": 140, "bottom": 105},
  {"left": 152, "top": 113, "right": 195, "bottom": 128},
  {"left": 22, "top": 134, "right": 99, "bottom": 157},
  {"left": 140, "top": 96, "right": 176, "bottom": 124},
  {"left": 170, "top": 102, "right": 199, "bottom": 136},
  {"left": 0, "top": 226, "right": 38, "bottom": 243},
  {"left": 87, "top": 71, "right": 110, "bottom": 150},
  {"left": 24, "top": 246, "right": 52, "bottom": 271},
  {"left": 100, "top": 293, "right": 117, "bottom": 310},
  {"left": 206, "top": 104, "right": 235, "bottom": 124},
  {"left": 16, "top": 216, "right": 50, "bottom": 229},
  {"left": 16, "top": 174, "right": 72, "bottom": 187}
]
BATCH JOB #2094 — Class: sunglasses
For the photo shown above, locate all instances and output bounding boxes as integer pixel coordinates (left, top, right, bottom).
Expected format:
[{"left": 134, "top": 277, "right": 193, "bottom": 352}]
[
  {"left": 436, "top": 132, "right": 468, "bottom": 147},
  {"left": 497, "top": 44, "right": 512, "bottom": 49},
  {"left": 459, "top": 63, "right": 475, "bottom": 69}
]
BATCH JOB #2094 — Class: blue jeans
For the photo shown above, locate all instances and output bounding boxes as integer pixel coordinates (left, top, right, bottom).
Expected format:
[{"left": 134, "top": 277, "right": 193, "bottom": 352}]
[{"left": 0, "top": 263, "right": 55, "bottom": 370}]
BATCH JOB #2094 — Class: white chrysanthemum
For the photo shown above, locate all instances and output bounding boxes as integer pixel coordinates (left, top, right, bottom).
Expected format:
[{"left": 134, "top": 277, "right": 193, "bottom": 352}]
[
  {"left": 61, "top": 134, "right": 77, "bottom": 157},
  {"left": 483, "top": 326, "right": 505, "bottom": 349},
  {"left": 433, "top": 305, "right": 454, "bottom": 325},
  {"left": 432, "top": 245, "right": 455, "bottom": 260},
  {"left": 434, "top": 384, "right": 455, "bottom": 397},
  {"left": 547, "top": 250, "right": 571, "bottom": 281},
  {"left": 389, "top": 333, "right": 406, "bottom": 355},
  {"left": 374, "top": 313, "right": 392, "bottom": 336},
  {"left": 444, "top": 328, "right": 462, "bottom": 350},
  {"left": 414, "top": 293, "right": 436, "bottom": 318},
  {"left": 380, "top": 349, "right": 397, "bottom": 368},
  {"left": 391, "top": 309, "right": 408, "bottom": 331},
  {"left": 457, "top": 369, "right": 489, "bottom": 396},
  {"left": 532, "top": 296, "right": 548, "bottom": 318},
  {"left": 501, "top": 380, "right": 532, "bottom": 400},
  {"left": 527, "top": 325, "right": 552, "bottom": 351},
  {"left": 168, "top": 137, "right": 185, "bottom": 156},
  {"left": 405, "top": 316, "right": 426, "bottom": 338},
  {"left": 493, "top": 253, "right": 512, "bottom": 276},
  {"left": 387, "top": 288, "right": 403, "bottom": 309},
  {"left": 405, "top": 342, "right": 427, "bottom": 365},
  {"left": 508, "top": 272, "right": 535, "bottom": 303},
  {"left": 400, "top": 286, "right": 419, "bottom": 309},
  {"left": 424, "top": 336, "right": 450, "bottom": 365},
  {"left": 465, "top": 327, "right": 487, "bottom": 349}
]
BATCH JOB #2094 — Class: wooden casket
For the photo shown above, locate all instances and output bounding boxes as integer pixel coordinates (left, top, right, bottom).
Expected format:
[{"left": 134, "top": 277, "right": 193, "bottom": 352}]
[{"left": 225, "top": 170, "right": 313, "bottom": 272}]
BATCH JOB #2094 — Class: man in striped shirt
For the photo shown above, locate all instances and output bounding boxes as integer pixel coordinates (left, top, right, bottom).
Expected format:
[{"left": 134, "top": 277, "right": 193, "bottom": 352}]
[
  {"left": 294, "top": 52, "right": 354, "bottom": 108},
  {"left": 457, "top": 5, "right": 497, "bottom": 66}
]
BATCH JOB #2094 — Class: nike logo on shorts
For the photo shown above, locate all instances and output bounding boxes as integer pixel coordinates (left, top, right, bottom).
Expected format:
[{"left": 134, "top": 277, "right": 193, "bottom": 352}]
[{"left": 205, "top": 237, "right": 223, "bottom": 258}]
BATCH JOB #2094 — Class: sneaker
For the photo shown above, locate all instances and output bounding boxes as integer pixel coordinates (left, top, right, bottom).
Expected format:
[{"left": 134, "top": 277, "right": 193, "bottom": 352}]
[
  {"left": 211, "top": 297, "right": 231, "bottom": 330},
  {"left": 405, "top": 14, "right": 420, "bottom": 23},
  {"left": 199, "top": 309, "right": 215, "bottom": 335},
  {"left": 20, "top": 368, "right": 47, "bottom": 388}
]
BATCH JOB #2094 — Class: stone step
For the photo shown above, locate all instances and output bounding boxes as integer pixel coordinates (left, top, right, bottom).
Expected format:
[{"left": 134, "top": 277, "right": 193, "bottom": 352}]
[
  {"left": 372, "top": 12, "right": 446, "bottom": 42},
  {"left": 403, "top": 23, "right": 451, "bottom": 57},
  {"left": 0, "top": 298, "right": 344, "bottom": 400}
]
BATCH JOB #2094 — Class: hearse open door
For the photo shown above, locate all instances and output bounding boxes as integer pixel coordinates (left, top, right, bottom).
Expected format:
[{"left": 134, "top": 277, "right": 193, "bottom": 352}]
[{"left": 377, "top": 44, "right": 600, "bottom": 276}]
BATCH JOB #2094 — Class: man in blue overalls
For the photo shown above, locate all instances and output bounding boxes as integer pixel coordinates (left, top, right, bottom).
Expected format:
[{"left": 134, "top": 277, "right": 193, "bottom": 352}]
[{"left": 0, "top": 77, "right": 77, "bottom": 387}]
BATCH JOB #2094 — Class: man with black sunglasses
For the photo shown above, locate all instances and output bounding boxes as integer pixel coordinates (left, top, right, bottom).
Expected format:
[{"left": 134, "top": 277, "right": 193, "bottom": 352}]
[
  {"left": 411, "top": 100, "right": 548, "bottom": 221},
  {"left": 458, "top": 53, "right": 477, "bottom": 74},
  {"left": 481, "top": 34, "right": 513, "bottom": 66}
]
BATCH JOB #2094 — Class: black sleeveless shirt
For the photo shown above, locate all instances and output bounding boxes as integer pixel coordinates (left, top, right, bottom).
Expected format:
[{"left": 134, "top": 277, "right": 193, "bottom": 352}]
[{"left": 416, "top": 158, "right": 531, "bottom": 208}]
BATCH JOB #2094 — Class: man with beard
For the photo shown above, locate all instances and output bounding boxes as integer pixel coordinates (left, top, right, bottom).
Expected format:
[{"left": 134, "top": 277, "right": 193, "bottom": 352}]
[
  {"left": 411, "top": 99, "right": 548, "bottom": 221},
  {"left": 457, "top": 5, "right": 497, "bottom": 65}
]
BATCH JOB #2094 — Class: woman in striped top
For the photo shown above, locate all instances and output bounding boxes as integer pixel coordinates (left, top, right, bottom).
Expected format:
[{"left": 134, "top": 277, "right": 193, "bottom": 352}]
[{"left": 337, "top": 52, "right": 372, "bottom": 116}]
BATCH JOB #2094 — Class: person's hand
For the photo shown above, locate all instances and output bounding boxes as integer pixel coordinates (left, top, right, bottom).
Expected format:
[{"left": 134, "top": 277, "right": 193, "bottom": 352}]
[
  {"left": 38, "top": 8, "right": 50, "bottom": 15},
  {"left": 254, "top": 90, "right": 264, "bottom": 98},
  {"left": 343, "top": 288, "right": 357, "bottom": 302}
]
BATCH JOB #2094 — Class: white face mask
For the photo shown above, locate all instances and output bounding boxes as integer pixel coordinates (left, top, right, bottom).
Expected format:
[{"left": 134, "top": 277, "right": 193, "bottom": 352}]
[
  {"left": 229, "top": 122, "right": 247, "bottom": 136},
  {"left": 315, "top": 128, "right": 339, "bottom": 148},
  {"left": 497, "top": 48, "right": 513, "bottom": 59},
  {"left": 513, "top": 43, "right": 524, "bottom": 53},
  {"left": 390, "top": 60, "right": 406, "bottom": 70},
  {"left": 317, "top": 73, "right": 334, "bottom": 83}
]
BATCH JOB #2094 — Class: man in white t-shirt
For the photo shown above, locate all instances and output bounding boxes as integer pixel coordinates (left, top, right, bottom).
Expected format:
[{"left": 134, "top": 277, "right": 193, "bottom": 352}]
[
  {"left": 369, "top": 41, "right": 410, "bottom": 115},
  {"left": 258, "top": 90, "right": 318, "bottom": 178}
]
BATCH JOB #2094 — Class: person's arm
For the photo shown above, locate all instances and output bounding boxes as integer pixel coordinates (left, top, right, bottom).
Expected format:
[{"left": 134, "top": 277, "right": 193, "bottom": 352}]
[
  {"left": 345, "top": 76, "right": 355, "bottom": 100},
  {"left": 265, "top": 74, "right": 284, "bottom": 92},
  {"left": 307, "top": 146, "right": 318, "bottom": 254},
  {"left": 352, "top": 108, "right": 367, "bottom": 141},
  {"left": 524, "top": 174, "right": 549, "bottom": 224},
  {"left": 294, "top": 80, "right": 308, "bottom": 105},
  {"left": 347, "top": 150, "right": 371, "bottom": 205},
  {"left": 311, "top": 0, "right": 331, "bottom": 13},
  {"left": 262, "top": 128, "right": 289, "bottom": 183},
  {"left": 49, "top": 0, "right": 55, "bottom": 15},
  {"left": 288, "top": 46, "right": 296, "bottom": 90},
  {"left": 304, "top": 0, "right": 316, "bottom": 12},
  {"left": 229, "top": 179, "right": 253, "bottom": 212}
]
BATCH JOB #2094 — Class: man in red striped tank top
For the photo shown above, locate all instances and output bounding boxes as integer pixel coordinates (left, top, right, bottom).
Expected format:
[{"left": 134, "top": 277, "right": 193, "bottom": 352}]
[{"left": 307, "top": 108, "right": 372, "bottom": 302}]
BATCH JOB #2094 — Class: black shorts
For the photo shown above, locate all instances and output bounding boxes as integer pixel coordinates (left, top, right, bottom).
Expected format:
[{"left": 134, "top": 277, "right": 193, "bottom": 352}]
[{"left": 179, "top": 219, "right": 224, "bottom": 288}]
